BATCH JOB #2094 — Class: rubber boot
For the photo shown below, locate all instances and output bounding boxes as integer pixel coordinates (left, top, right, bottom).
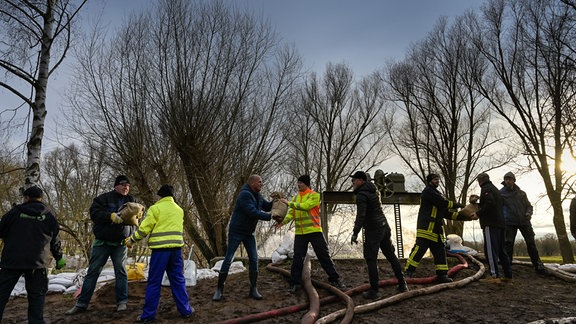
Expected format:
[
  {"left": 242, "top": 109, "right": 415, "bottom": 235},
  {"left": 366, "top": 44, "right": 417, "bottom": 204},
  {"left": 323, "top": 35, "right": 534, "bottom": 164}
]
[
  {"left": 437, "top": 272, "right": 453, "bottom": 283},
  {"left": 248, "top": 271, "right": 263, "bottom": 300},
  {"left": 212, "top": 272, "right": 228, "bottom": 301},
  {"left": 397, "top": 277, "right": 409, "bottom": 292}
]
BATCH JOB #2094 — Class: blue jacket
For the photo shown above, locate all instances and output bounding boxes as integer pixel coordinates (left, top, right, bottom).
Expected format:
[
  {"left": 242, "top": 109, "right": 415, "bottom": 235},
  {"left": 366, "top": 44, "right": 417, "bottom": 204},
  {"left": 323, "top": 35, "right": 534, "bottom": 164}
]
[{"left": 228, "top": 184, "right": 272, "bottom": 235}]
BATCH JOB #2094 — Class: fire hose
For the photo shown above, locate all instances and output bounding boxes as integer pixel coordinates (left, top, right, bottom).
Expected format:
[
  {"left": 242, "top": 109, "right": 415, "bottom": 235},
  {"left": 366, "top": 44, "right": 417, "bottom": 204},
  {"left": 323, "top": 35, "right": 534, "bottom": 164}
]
[{"left": 219, "top": 252, "right": 484, "bottom": 323}]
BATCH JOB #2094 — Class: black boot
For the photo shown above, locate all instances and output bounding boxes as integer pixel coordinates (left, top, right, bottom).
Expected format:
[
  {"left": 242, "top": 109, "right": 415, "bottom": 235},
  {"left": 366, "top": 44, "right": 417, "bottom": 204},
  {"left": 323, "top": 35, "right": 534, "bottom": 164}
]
[
  {"left": 397, "top": 278, "right": 409, "bottom": 292},
  {"left": 437, "top": 273, "right": 453, "bottom": 283},
  {"left": 248, "top": 271, "right": 263, "bottom": 300},
  {"left": 212, "top": 272, "right": 228, "bottom": 301}
]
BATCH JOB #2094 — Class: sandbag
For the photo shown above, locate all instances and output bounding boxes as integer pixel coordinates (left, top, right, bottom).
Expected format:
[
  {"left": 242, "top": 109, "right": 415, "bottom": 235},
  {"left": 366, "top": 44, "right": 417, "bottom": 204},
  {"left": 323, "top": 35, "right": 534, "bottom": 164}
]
[
  {"left": 127, "top": 262, "right": 146, "bottom": 281},
  {"left": 270, "top": 192, "right": 288, "bottom": 223},
  {"left": 459, "top": 194, "right": 480, "bottom": 218},
  {"left": 118, "top": 202, "right": 145, "bottom": 225}
]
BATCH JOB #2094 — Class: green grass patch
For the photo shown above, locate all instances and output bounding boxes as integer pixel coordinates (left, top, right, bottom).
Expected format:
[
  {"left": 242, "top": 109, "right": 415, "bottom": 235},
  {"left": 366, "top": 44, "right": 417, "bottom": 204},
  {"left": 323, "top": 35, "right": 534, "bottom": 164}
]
[{"left": 514, "top": 256, "right": 571, "bottom": 263}]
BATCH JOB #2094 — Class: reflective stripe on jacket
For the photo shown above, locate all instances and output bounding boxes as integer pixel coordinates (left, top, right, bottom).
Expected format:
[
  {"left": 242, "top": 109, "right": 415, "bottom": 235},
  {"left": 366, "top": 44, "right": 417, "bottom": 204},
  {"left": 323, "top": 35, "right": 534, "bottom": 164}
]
[
  {"left": 281, "top": 188, "right": 322, "bottom": 235},
  {"left": 416, "top": 184, "right": 462, "bottom": 243},
  {"left": 131, "top": 196, "right": 184, "bottom": 249}
]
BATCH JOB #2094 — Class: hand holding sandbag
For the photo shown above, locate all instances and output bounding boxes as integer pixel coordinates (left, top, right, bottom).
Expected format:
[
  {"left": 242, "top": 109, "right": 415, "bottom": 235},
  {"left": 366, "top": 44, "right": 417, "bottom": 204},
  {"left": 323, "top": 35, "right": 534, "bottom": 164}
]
[
  {"left": 110, "top": 212, "right": 123, "bottom": 224},
  {"left": 117, "top": 202, "right": 146, "bottom": 225},
  {"left": 124, "top": 237, "right": 134, "bottom": 248}
]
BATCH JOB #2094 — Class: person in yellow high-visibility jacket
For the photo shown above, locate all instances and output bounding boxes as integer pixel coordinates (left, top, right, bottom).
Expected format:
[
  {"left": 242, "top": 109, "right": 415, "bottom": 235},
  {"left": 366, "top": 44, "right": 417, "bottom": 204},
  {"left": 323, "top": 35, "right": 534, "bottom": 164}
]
[
  {"left": 126, "top": 185, "right": 193, "bottom": 322},
  {"left": 276, "top": 174, "right": 344, "bottom": 293}
]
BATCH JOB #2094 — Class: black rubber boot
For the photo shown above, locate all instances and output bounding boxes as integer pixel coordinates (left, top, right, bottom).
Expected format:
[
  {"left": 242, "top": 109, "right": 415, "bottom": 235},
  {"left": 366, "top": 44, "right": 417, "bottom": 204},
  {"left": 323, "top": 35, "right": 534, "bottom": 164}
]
[
  {"left": 212, "top": 272, "right": 228, "bottom": 301},
  {"left": 248, "top": 271, "right": 263, "bottom": 300},
  {"left": 437, "top": 273, "right": 453, "bottom": 283},
  {"left": 397, "top": 278, "right": 409, "bottom": 292}
]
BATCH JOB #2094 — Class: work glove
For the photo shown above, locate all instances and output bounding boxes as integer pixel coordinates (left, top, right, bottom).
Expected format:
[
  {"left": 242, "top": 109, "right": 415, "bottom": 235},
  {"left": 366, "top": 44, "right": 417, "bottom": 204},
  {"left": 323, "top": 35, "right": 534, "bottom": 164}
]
[
  {"left": 124, "top": 237, "right": 134, "bottom": 248},
  {"left": 110, "top": 212, "right": 123, "bottom": 224},
  {"left": 351, "top": 233, "right": 358, "bottom": 245},
  {"left": 454, "top": 202, "right": 466, "bottom": 209},
  {"left": 55, "top": 257, "right": 66, "bottom": 270}
]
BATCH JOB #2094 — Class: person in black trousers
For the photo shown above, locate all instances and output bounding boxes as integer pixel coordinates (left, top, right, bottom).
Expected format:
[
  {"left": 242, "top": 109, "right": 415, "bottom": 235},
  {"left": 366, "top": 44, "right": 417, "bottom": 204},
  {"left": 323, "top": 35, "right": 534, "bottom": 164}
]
[
  {"left": 404, "top": 173, "right": 474, "bottom": 283},
  {"left": 350, "top": 171, "right": 408, "bottom": 299}
]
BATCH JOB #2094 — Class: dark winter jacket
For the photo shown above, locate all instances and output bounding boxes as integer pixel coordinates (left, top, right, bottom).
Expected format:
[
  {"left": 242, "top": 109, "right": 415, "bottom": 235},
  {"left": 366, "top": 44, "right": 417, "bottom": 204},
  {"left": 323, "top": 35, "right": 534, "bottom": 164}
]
[
  {"left": 477, "top": 181, "right": 505, "bottom": 229},
  {"left": 90, "top": 190, "right": 135, "bottom": 242},
  {"left": 415, "top": 183, "right": 464, "bottom": 242},
  {"left": 228, "top": 183, "right": 272, "bottom": 235},
  {"left": 0, "top": 200, "right": 62, "bottom": 269},
  {"left": 499, "top": 184, "right": 533, "bottom": 226},
  {"left": 352, "top": 181, "right": 388, "bottom": 235}
]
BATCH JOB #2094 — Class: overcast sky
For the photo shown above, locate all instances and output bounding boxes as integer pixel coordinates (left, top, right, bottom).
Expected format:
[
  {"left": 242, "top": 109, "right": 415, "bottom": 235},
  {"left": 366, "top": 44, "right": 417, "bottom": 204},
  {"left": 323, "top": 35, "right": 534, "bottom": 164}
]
[
  {"left": 88, "top": 0, "right": 484, "bottom": 77},
  {"left": 17, "top": 0, "right": 484, "bottom": 146}
]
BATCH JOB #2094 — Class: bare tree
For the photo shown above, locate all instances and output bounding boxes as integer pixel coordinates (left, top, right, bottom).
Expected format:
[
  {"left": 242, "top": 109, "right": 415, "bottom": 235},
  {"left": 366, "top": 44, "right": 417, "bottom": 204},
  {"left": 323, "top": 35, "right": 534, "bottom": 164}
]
[
  {"left": 286, "top": 63, "right": 390, "bottom": 192},
  {"left": 384, "top": 16, "right": 514, "bottom": 237},
  {"left": 42, "top": 143, "right": 110, "bottom": 268},
  {"left": 150, "top": 0, "right": 300, "bottom": 261},
  {"left": 280, "top": 63, "right": 390, "bottom": 239},
  {"left": 469, "top": 0, "right": 576, "bottom": 262},
  {"left": 0, "top": 0, "right": 87, "bottom": 188},
  {"left": 67, "top": 0, "right": 301, "bottom": 263}
]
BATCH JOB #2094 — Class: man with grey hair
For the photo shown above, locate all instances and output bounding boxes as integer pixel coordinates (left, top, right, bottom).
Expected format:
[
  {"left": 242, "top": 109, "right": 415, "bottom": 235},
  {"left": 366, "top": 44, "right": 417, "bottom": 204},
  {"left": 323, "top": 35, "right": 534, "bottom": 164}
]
[{"left": 499, "top": 172, "right": 545, "bottom": 274}]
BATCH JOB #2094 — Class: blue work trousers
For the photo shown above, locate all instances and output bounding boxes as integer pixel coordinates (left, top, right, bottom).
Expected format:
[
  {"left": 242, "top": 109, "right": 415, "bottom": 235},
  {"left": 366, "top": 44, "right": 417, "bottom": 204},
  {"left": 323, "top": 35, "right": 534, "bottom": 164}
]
[{"left": 140, "top": 248, "right": 192, "bottom": 320}]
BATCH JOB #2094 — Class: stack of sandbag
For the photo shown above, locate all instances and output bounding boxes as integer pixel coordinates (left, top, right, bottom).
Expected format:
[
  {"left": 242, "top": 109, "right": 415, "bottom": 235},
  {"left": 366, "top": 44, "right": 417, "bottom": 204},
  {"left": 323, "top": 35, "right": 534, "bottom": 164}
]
[{"left": 271, "top": 232, "right": 294, "bottom": 264}]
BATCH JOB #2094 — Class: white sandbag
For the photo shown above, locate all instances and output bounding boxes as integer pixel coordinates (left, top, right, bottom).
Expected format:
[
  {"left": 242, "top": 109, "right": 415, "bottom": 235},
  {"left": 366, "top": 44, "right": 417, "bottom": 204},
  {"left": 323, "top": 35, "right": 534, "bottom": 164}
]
[
  {"left": 558, "top": 264, "right": 576, "bottom": 273},
  {"left": 47, "top": 284, "right": 66, "bottom": 293},
  {"left": 196, "top": 268, "right": 218, "bottom": 280},
  {"left": 64, "top": 285, "right": 78, "bottom": 294},
  {"left": 49, "top": 277, "right": 74, "bottom": 288},
  {"left": 55, "top": 272, "right": 78, "bottom": 281},
  {"left": 271, "top": 251, "right": 287, "bottom": 264},
  {"left": 211, "top": 260, "right": 245, "bottom": 274}
]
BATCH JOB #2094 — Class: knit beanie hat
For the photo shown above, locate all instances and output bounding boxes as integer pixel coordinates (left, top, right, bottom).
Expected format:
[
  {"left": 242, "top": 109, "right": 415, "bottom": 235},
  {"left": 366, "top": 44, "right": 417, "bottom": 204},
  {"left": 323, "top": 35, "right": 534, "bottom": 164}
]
[
  {"left": 157, "top": 184, "right": 174, "bottom": 197},
  {"left": 114, "top": 175, "right": 130, "bottom": 186},
  {"left": 503, "top": 172, "right": 516, "bottom": 181},
  {"left": 477, "top": 172, "right": 490, "bottom": 184},
  {"left": 426, "top": 173, "right": 440, "bottom": 183},
  {"left": 23, "top": 186, "right": 43, "bottom": 199},
  {"left": 297, "top": 175, "right": 311, "bottom": 187}
]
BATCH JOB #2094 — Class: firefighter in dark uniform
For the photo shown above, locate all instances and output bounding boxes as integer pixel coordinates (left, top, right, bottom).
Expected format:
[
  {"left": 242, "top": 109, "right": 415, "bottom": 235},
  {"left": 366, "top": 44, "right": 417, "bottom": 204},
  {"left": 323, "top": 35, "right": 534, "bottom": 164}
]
[{"left": 405, "top": 173, "right": 475, "bottom": 282}]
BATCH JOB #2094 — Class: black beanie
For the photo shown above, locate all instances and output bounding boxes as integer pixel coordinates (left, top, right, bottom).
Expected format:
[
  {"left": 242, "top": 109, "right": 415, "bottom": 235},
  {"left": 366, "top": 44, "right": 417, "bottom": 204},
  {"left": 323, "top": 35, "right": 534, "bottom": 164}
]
[
  {"left": 297, "top": 174, "right": 311, "bottom": 187},
  {"left": 157, "top": 184, "right": 174, "bottom": 197},
  {"left": 23, "top": 186, "right": 43, "bottom": 199},
  {"left": 426, "top": 173, "right": 440, "bottom": 183},
  {"left": 114, "top": 175, "right": 130, "bottom": 186}
]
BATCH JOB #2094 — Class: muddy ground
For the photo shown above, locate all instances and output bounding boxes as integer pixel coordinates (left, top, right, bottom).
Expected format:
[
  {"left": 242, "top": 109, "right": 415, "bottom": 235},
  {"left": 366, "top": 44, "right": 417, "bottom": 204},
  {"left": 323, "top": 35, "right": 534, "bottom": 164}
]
[{"left": 2, "top": 254, "right": 576, "bottom": 323}]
